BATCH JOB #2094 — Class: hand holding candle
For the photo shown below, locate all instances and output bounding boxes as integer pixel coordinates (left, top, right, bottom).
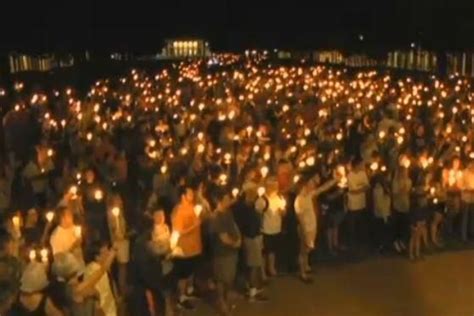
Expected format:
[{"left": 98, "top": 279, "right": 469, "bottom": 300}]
[
  {"left": 194, "top": 204, "right": 203, "bottom": 217},
  {"left": 74, "top": 225, "right": 82, "bottom": 239},
  {"left": 40, "top": 248, "right": 48, "bottom": 264},
  {"left": 232, "top": 188, "right": 239, "bottom": 198},
  {"left": 45, "top": 211, "right": 55, "bottom": 223},
  {"left": 94, "top": 189, "right": 104, "bottom": 201},
  {"left": 29, "top": 249, "right": 36, "bottom": 262}
]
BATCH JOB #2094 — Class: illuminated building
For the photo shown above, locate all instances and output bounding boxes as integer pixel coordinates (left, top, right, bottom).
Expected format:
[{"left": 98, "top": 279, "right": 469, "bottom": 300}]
[
  {"left": 9, "top": 53, "right": 54, "bottom": 73},
  {"left": 313, "top": 51, "right": 344, "bottom": 64},
  {"left": 8, "top": 52, "right": 90, "bottom": 74},
  {"left": 162, "top": 39, "right": 210, "bottom": 59}
]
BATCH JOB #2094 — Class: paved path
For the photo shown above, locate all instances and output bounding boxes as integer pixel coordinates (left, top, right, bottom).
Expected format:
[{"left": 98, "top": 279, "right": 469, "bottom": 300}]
[{"left": 194, "top": 250, "right": 474, "bottom": 316}]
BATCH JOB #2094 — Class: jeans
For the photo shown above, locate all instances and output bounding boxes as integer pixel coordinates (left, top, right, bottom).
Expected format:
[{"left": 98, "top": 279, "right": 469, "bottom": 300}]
[
  {"left": 393, "top": 211, "right": 409, "bottom": 244},
  {"left": 373, "top": 216, "right": 393, "bottom": 250},
  {"left": 461, "top": 202, "right": 474, "bottom": 241},
  {"left": 346, "top": 209, "right": 368, "bottom": 252}
]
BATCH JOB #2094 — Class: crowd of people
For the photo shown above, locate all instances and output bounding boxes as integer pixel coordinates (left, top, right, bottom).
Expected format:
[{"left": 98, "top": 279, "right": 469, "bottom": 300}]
[{"left": 0, "top": 54, "right": 473, "bottom": 315}]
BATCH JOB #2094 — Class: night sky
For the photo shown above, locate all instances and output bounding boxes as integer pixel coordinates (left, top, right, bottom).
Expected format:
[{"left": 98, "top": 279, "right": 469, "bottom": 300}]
[{"left": 1, "top": 0, "right": 473, "bottom": 53}]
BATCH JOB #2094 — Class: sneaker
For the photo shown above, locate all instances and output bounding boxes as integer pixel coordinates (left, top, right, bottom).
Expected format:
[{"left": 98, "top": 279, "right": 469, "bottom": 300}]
[
  {"left": 394, "top": 241, "right": 401, "bottom": 253},
  {"left": 246, "top": 288, "right": 264, "bottom": 297},
  {"left": 248, "top": 294, "right": 269, "bottom": 303},
  {"left": 184, "top": 292, "right": 202, "bottom": 300},
  {"left": 177, "top": 299, "right": 196, "bottom": 310},
  {"left": 299, "top": 276, "right": 314, "bottom": 284}
]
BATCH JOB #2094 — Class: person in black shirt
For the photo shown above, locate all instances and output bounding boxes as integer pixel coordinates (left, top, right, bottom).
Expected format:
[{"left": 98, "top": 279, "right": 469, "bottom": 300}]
[
  {"left": 211, "top": 191, "right": 241, "bottom": 315},
  {"left": 321, "top": 180, "right": 347, "bottom": 256},
  {"left": 233, "top": 188, "right": 268, "bottom": 303}
]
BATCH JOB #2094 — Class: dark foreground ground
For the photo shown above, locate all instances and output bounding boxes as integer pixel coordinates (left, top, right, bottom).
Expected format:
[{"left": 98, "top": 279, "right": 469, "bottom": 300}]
[{"left": 193, "top": 249, "right": 474, "bottom": 316}]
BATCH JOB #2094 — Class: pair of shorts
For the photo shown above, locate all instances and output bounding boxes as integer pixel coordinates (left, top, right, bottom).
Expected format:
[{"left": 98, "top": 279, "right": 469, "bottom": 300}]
[
  {"left": 327, "top": 211, "right": 345, "bottom": 228},
  {"left": 243, "top": 236, "right": 263, "bottom": 267},
  {"left": 298, "top": 227, "right": 316, "bottom": 251},
  {"left": 213, "top": 254, "right": 238, "bottom": 287},
  {"left": 173, "top": 255, "right": 201, "bottom": 279},
  {"left": 263, "top": 233, "right": 280, "bottom": 254}
]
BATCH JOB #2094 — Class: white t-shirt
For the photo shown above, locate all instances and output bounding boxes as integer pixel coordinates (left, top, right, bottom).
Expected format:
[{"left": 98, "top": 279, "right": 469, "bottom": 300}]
[
  {"left": 261, "top": 193, "right": 286, "bottom": 235},
  {"left": 373, "top": 184, "right": 391, "bottom": 221},
  {"left": 85, "top": 262, "right": 117, "bottom": 316},
  {"left": 294, "top": 192, "right": 316, "bottom": 234},
  {"left": 347, "top": 169, "right": 369, "bottom": 211},
  {"left": 50, "top": 226, "right": 77, "bottom": 255}
]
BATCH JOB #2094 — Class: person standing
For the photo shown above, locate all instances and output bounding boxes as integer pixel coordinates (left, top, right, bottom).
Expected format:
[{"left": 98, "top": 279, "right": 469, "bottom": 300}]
[
  {"left": 211, "top": 192, "right": 241, "bottom": 315},
  {"left": 321, "top": 167, "right": 348, "bottom": 255},
  {"left": 392, "top": 165, "right": 412, "bottom": 253},
  {"left": 22, "top": 149, "right": 54, "bottom": 209},
  {"left": 50, "top": 207, "right": 83, "bottom": 263},
  {"left": 258, "top": 178, "right": 286, "bottom": 278},
  {"left": 84, "top": 241, "right": 118, "bottom": 316},
  {"left": 52, "top": 250, "right": 116, "bottom": 316},
  {"left": 171, "top": 186, "right": 202, "bottom": 311},
  {"left": 106, "top": 192, "right": 129, "bottom": 298},
  {"left": 233, "top": 188, "right": 268, "bottom": 302},
  {"left": 12, "top": 262, "right": 63, "bottom": 316},
  {"left": 346, "top": 158, "right": 370, "bottom": 255},
  {"left": 372, "top": 175, "right": 392, "bottom": 252},
  {"left": 442, "top": 157, "right": 462, "bottom": 240},
  {"left": 294, "top": 174, "right": 337, "bottom": 282},
  {"left": 461, "top": 160, "right": 474, "bottom": 242}
]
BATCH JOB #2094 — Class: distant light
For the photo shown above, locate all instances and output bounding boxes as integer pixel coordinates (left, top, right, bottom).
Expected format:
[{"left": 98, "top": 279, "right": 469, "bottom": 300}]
[
  {"left": 411, "top": 42, "right": 416, "bottom": 48},
  {"left": 358, "top": 34, "right": 364, "bottom": 41}
]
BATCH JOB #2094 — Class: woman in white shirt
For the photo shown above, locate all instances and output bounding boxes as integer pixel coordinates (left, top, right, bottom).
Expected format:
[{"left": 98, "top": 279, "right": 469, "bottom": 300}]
[
  {"left": 294, "top": 174, "right": 337, "bottom": 282},
  {"left": 258, "top": 178, "right": 286, "bottom": 278}
]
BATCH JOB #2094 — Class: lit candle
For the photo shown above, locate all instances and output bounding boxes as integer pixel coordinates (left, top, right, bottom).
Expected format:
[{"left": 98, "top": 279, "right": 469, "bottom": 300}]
[
  {"left": 232, "top": 188, "right": 239, "bottom": 198},
  {"left": 47, "top": 149, "right": 54, "bottom": 157},
  {"left": 306, "top": 156, "right": 315, "bottom": 166},
  {"left": 293, "top": 174, "right": 300, "bottom": 184},
  {"left": 45, "top": 211, "right": 55, "bottom": 223},
  {"left": 94, "top": 189, "right": 103, "bottom": 201},
  {"left": 74, "top": 225, "right": 82, "bottom": 239},
  {"left": 194, "top": 204, "right": 203, "bottom": 217},
  {"left": 337, "top": 166, "right": 348, "bottom": 188},
  {"left": 29, "top": 249, "right": 36, "bottom": 262},
  {"left": 257, "top": 187, "right": 266, "bottom": 197},
  {"left": 12, "top": 215, "right": 20, "bottom": 232},
  {"left": 40, "top": 248, "right": 48, "bottom": 264},
  {"left": 219, "top": 173, "right": 228, "bottom": 185},
  {"left": 260, "top": 166, "right": 269, "bottom": 178},
  {"left": 69, "top": 185, "right": 78, "bottom": 196},
  {"left": 160, "top": 164, "right": 168, "bottom": 174},
  {"left": 111, "top": 207, "right": 121, "bottom": 234},
  {"left": 170, "top": 231, "right": 180, "bottom": 250},
  {"left": 370, "top": 162, "right": 379, "bottom": 171}
]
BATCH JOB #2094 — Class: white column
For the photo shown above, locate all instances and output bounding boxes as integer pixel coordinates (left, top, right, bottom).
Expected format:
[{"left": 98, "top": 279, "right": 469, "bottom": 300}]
[{"left": 462, "top": 53, "right": 467, "bottom": 76}]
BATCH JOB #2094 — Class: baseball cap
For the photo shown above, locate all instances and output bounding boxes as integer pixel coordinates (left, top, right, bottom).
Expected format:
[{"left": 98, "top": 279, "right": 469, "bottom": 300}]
[
  {"left": 20, "top": 262, "right": 49, "bottom": 293},
  {"left": 52, "top": 252, "right": 84, "bottom": 281}
]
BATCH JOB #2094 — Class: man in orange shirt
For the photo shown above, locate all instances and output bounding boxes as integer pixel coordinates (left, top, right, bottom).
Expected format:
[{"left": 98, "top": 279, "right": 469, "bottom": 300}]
[{"left": 172, "top": 185, "right": 202, "bottom": 310}]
